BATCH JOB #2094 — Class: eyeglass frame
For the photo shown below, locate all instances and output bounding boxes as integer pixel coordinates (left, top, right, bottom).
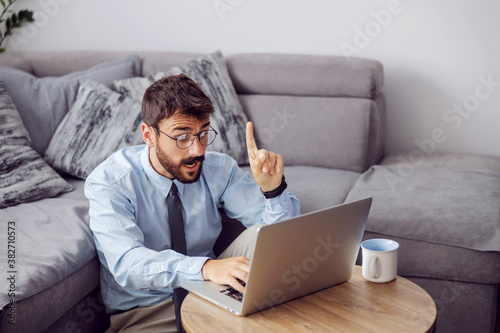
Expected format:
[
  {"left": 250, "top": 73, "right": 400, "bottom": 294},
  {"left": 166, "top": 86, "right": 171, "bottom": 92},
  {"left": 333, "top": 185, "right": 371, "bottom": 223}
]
[{"left": 150, "top": 125, "right": 218, "bottom": 149}]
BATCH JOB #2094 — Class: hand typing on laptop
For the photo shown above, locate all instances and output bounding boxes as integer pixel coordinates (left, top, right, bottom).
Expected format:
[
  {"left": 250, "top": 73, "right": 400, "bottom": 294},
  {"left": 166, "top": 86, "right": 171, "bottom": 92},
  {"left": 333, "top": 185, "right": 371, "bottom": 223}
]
[
  {"left": 202, "top": 257, "right": 250, "bottom": 294},
  {"left": 201, "top": 121, "right": 288, "bottom": 294}
]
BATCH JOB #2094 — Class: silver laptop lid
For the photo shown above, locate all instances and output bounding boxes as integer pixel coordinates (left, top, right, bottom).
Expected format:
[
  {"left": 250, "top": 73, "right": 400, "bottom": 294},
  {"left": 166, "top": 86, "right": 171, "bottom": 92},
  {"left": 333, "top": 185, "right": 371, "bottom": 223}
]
[{"left": 240, "top": 197, "right": 372, "bottom": 316}]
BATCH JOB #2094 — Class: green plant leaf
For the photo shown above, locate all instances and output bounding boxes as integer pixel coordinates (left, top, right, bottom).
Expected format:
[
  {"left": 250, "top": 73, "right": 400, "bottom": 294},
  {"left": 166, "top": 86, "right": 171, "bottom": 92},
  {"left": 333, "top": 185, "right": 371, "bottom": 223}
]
[
  {"left": 18, "top": 10, "right": 32, "bottom": 23},
  {"left": 17, "top": 10, "right": 34, "bottom": 22},
  {"left": 0, "top": 4, "right": 35, "bottom": 52}
]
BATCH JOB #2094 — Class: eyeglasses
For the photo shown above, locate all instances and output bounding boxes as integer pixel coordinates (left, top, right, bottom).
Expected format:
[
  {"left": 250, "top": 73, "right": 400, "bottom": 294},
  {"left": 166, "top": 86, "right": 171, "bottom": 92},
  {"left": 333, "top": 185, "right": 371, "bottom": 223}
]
[{"left": 152, "top": 126, "right": 218, "bottom": 149}]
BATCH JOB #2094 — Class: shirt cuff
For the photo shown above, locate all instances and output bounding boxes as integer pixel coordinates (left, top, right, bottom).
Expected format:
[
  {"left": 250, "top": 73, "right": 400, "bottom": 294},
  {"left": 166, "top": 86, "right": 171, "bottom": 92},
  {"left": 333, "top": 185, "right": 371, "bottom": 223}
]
[
  {"left": 265, "top": 190, "right": 294, "bottom": 215},
  {"left": 176, "top": 256, "right": 211, "bottom": 282}
]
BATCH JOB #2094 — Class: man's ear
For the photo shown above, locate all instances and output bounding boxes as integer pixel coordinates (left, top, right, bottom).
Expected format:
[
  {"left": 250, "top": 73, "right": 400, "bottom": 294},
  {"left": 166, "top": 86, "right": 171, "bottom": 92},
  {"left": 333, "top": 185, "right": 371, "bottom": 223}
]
[{"left": 142, "top": 123, "right": 155, "bottom": 148}]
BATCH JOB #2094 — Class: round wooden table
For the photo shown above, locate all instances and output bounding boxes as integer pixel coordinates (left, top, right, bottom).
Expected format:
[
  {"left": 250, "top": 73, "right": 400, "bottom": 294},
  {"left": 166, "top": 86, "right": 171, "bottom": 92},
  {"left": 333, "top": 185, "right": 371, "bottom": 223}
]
[{"left": 181, "top": 265, "right": 436, "bottom": 332}]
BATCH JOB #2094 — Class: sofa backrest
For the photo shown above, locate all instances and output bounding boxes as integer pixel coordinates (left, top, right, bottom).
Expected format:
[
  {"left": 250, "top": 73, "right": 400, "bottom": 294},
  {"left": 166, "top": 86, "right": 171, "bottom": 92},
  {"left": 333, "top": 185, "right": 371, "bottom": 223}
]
[
  {"left": 226, "top": 53, "right": 385, "bottom": 172},
  {"left": 0, "top": 51, "right": 385, "bottom": 172}
]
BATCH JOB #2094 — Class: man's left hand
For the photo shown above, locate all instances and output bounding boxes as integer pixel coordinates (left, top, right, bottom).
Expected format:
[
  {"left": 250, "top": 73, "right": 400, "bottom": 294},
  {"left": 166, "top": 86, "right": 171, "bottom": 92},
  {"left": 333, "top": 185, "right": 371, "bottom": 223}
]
[{"left": 246, "top": 121, "right": 284, "bottom": 193}]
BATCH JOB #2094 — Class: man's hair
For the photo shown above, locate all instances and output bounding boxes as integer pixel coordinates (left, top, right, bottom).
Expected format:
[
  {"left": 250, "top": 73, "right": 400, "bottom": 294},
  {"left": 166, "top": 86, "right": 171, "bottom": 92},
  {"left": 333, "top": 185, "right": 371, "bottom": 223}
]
[{"left": 142, "top": 74, "right": 214, "bottom": 129}]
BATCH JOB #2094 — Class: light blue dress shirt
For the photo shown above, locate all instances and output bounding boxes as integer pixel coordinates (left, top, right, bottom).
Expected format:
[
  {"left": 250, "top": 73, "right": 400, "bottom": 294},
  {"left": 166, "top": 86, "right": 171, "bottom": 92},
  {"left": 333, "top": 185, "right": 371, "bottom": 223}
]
[{"left": 84, "top": 145, "right": 300, "bottom": 313}]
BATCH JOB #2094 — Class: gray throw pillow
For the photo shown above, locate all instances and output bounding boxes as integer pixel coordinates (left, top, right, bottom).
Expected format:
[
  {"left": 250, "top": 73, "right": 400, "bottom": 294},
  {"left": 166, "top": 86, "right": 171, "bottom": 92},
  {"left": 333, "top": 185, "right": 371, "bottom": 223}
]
[
  {"left": 113, "top": 51, "right": 249, "bottom": 165},
  {"left": 0, "top": 83, "right": 31, "bottom": 147},
  {"left": 45, "top": 81, "right": 143, "bottom": 179},
  {"left": 0, "top": 55, "right": 141, "bottom": 155},
  {"left": 0, "top": 81, "right": 72, "bottom": 208}
]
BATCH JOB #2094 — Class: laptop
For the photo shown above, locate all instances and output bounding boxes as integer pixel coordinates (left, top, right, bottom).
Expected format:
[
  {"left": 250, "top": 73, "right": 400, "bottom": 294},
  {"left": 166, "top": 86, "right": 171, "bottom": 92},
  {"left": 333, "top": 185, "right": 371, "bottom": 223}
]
[{"left": 180, "top": 197, "right": 372, "bottom": 316}]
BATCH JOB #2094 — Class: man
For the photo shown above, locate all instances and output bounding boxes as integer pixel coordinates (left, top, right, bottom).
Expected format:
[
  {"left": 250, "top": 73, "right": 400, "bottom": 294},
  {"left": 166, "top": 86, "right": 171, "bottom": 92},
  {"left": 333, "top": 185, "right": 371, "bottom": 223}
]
[{"left": 85, "top": 74, "right": 300, "bottom": 332}]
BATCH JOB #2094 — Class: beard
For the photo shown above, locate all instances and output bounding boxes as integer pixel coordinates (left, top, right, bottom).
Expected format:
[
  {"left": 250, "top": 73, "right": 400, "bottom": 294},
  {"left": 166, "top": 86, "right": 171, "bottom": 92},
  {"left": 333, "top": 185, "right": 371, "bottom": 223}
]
[{"left": 156, "top": 146, "right": 205, "bottom": 184}]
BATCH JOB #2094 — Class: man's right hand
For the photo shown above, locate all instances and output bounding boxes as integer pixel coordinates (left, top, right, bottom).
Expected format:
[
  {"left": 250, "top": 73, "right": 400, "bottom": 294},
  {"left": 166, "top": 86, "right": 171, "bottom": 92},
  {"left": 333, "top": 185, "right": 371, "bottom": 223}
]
[{"left": 201, "top": 257, "right": 250, "bottom": 293}]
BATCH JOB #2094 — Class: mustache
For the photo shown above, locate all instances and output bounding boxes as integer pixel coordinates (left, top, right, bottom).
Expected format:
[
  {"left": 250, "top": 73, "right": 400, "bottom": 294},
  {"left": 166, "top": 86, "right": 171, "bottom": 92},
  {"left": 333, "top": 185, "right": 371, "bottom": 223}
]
[{"left": 181, "top": 155, "right": 205, "bottom": 165}]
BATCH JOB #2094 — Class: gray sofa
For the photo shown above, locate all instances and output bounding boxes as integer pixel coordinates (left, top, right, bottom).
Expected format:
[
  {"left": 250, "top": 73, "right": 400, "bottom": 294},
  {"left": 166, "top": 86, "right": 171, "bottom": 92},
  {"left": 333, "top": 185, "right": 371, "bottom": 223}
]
[{"left": 0, "top": 51, "right": 498, "bottom": 333}]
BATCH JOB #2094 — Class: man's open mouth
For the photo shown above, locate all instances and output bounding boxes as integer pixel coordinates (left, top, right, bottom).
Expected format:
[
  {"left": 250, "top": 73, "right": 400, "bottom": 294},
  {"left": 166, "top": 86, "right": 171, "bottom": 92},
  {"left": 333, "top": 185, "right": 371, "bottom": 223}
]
[{"left": 182, "top": 155, "right": 205, "bottom": 170}]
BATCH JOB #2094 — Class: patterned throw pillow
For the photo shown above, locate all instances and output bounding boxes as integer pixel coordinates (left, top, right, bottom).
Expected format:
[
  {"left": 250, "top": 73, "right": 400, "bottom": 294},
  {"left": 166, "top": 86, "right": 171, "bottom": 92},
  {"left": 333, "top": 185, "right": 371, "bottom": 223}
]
[
  {"left": 44, "top": 81, "right": 143, "bottom": 179},
  {"left": 113, "top": 51, "right": 249, "bottom": 165},
  {"left": 0, "top": 81, "right": 72, "bottom": 208},
  {"left": 0, "top": 55, "right": 141, "bottom": 155}
]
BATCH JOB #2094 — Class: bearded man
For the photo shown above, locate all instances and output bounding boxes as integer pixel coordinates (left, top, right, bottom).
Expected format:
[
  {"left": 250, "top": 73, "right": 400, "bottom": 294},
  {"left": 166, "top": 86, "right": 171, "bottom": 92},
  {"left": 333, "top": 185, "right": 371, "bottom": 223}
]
[{"left": 85, "top": 74, "right": 300, "bottom": 333}]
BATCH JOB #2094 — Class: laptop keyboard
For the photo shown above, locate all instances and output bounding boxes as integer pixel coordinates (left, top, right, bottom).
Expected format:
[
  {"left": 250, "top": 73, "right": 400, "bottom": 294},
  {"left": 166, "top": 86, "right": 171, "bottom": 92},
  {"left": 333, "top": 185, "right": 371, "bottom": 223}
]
[{"left": 220, "top": 279, "right": 246, "bottom": 302}]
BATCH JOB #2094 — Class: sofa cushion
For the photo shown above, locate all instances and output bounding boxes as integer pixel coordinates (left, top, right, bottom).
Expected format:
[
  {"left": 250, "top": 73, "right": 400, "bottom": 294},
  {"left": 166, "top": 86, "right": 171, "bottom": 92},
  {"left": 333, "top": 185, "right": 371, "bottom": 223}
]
[
  {"left": 285, "top": 166, "right": 361, "bottom": 213},
  {"left": 348, "top": 153, "right": 500, "bottom": 286},
  {"left": 0, "top": 257, "right": 101, "bottom": 333},
  {"left": 226, "top": 53, "right": 384, "bottom": 99},
  {"left": 0, "top": 55, "right": 141, "bottom": 154},
  {"left": 45, "top": 81, "right": 143, "bottom": 179},
  {"left": 113, "top": 51, "right": 250, "bottom": 165},
  {"left": 380, "top": 152, "right": 500, "bottom": 176},
  {"left": 360, "top": 231, "right": 500, "bottom": 284},
  {"left": 346, "top": 153, "right": 500, "bottom": 252},
  {"left": 0, "top": 81, "right": 72, "bottom": 208},
  {"left": 0, "top": 178, "right": 95, "bottom": 311},
  {"left": 239, "top": 94, "right": 384, "bottom": 172},
  {"left": 241, "top": 165, "right": 360, "bottom": 214}
]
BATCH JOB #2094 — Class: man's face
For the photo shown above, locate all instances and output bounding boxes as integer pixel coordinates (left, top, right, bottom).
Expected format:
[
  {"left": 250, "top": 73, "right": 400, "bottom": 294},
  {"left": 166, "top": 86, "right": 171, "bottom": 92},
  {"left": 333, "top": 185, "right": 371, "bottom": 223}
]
[{"left": 147, "top": 113, "right": 210, "bottom": 183}]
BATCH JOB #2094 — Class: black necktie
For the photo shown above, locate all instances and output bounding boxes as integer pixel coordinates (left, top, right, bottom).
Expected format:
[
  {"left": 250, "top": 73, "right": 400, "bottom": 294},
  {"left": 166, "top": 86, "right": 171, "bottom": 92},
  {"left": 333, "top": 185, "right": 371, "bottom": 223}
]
[{"left": 166, "top": 182, "right": 188, "bottom": 333}]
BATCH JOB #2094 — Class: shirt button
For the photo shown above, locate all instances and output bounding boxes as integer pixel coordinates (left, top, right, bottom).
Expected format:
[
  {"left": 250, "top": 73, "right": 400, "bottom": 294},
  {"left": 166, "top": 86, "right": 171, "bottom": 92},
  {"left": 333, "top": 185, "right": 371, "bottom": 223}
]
[
  {"left": 161, "top": 266, "right": 165, "bottom": 270},
  {"left": 188, "top": 267, "right": 193, "bottom": 271}
]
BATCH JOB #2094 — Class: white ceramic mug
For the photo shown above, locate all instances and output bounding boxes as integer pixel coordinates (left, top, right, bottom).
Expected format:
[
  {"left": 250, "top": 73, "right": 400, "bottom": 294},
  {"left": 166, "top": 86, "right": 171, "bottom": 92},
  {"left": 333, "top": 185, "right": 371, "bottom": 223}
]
[{"left": 361, "top": 238, "right": 399, "bottom": 283}]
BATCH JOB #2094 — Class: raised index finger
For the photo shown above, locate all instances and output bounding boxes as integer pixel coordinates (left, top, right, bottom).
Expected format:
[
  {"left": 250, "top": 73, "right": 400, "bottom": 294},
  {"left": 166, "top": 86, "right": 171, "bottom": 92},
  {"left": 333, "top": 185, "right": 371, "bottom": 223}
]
[{"left": 246, "top": 121, "right": 258, "bottom": 156}]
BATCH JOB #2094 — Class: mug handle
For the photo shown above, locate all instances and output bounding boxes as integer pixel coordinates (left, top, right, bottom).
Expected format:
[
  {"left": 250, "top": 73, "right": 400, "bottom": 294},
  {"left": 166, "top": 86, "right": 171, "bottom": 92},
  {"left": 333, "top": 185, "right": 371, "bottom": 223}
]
[{"left": 368, "top": 255, "right": 379, "bottom": 279}]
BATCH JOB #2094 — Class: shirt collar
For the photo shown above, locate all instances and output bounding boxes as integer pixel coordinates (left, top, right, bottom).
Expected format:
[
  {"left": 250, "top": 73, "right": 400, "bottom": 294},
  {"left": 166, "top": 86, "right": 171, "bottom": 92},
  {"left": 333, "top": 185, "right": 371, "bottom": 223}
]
[{"left": 140, "top": 145, "right": 186, "bottom": 198}]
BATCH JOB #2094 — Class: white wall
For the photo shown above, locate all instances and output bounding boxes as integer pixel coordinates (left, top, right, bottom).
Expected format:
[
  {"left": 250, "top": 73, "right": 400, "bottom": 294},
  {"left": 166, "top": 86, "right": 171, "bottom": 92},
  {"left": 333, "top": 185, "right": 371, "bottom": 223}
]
[{"left": 7, "top": 0, "right": 500, "bottom": 158}]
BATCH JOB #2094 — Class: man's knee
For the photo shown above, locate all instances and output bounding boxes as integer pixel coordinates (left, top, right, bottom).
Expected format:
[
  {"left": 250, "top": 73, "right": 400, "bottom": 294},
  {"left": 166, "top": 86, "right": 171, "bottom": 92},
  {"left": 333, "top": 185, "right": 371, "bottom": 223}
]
[
  {"left": 218, "top": 224, "right": 263, "bottom": 259},
  {"left": 236, "top": 224, "right": 262, "bottom": 249}
]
